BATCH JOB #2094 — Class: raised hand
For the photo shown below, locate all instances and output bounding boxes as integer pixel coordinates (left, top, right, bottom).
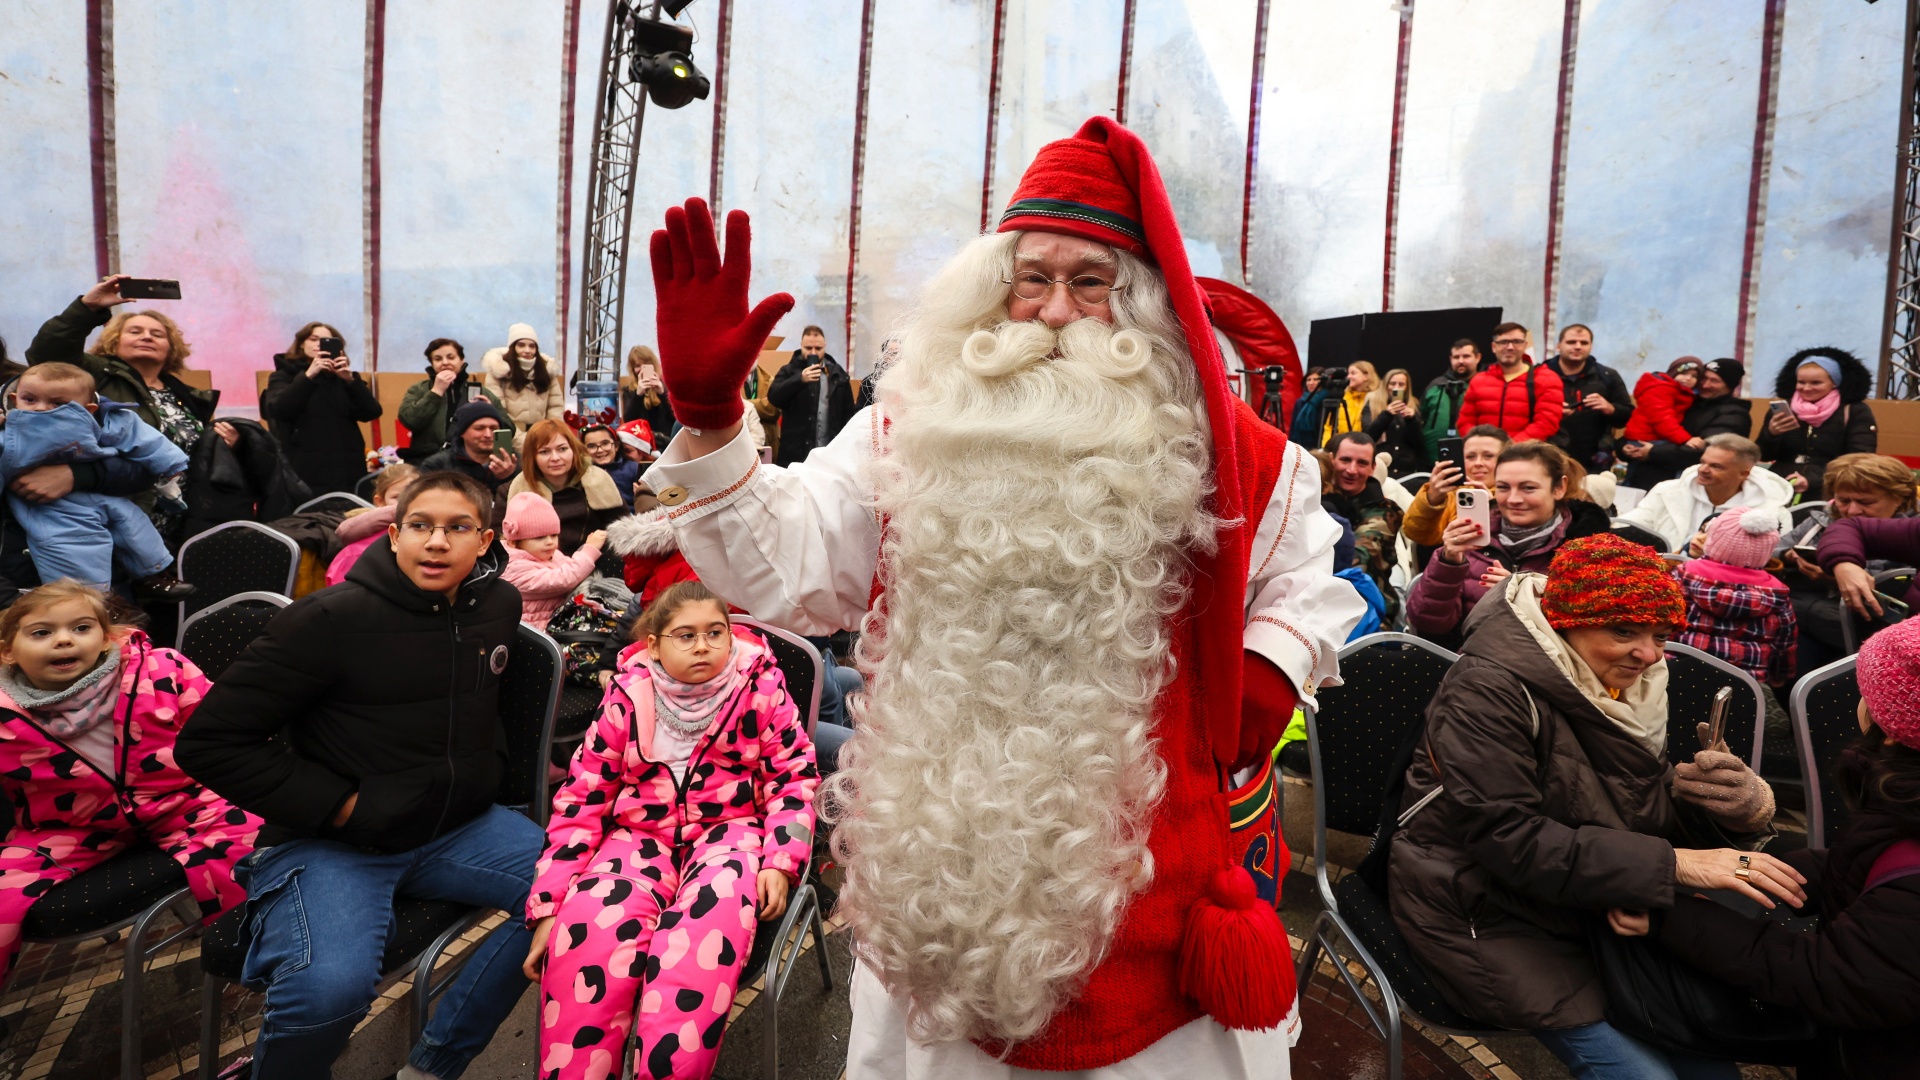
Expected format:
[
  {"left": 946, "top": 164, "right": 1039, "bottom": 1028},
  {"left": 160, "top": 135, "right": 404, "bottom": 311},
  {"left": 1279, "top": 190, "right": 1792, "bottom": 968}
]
[{"left": 650, "top": 197, "right": 794, "bottom": 431}]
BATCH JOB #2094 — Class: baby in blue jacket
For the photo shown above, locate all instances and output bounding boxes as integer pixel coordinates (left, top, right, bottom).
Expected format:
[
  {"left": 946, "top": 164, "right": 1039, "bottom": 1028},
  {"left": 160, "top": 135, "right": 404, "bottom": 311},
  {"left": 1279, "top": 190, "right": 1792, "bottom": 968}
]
[{"left": 2, "top": 363, "right": 193, "bottom": 595}]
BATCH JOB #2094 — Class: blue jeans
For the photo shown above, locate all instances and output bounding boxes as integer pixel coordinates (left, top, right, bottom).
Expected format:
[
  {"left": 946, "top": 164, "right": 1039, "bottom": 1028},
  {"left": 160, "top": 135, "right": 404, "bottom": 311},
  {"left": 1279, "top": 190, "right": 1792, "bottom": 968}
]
[
  {"left": 236, "top": 804, "right": 545, "bottom": 1080},
  {"left": 1533, "top": 1022, "right": 1743, "bottom": 1080},
  {"left": 805, "top": 639, "right": 862, "bottom": 773}
]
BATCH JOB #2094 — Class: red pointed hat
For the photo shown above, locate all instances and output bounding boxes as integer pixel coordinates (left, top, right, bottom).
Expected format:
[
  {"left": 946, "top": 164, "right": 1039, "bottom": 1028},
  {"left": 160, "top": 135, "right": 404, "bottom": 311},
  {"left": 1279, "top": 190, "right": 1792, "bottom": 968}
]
[{"left": 997, "top": 117, "right": 1248, "bottom": 765}]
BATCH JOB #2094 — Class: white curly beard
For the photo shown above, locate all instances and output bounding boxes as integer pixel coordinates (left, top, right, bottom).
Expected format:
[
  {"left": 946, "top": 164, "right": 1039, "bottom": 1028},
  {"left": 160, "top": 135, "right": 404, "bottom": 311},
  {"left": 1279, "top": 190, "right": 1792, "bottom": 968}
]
[{"left": 821, "top": 270, "right": 1217, "bottom": 1048}]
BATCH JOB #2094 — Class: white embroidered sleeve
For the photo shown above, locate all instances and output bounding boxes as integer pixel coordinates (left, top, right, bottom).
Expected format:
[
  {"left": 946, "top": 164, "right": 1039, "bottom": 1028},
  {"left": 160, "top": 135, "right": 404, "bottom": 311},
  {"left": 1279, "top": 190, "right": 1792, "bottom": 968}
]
[
  {"left": 1242, "top": 443, "right": 1365, "bottom": 694},
  {"left": 641, "top": 408, "right": 882, "bottom": 635}
]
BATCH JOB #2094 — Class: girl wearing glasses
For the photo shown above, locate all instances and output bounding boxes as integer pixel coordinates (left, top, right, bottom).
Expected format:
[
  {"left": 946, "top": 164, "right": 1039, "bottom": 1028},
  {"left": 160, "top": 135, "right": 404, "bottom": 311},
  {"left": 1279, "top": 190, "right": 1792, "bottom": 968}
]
[{"left": 523, "top": 580, "right": 819, "bottom": 1080}]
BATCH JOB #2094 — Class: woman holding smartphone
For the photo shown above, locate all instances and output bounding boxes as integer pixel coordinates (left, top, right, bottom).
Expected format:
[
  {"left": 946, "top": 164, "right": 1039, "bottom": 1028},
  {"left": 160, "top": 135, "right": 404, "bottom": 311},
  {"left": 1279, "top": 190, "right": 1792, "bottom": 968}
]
[
  {"left": 1364, "top": 368, "right": 1431, "bottom": 477},
  {"left": 261, "top": 321, "right": 383, "bottom": 496},
  {"left": 619, "top": 345, "right": 676, "bottom": 446},
  {"left": 1405, "top": 442, "right": 1609, "bottom": 640},
  {"left": 1757, "top": 348, "right": 1877, "bottom": 499}
]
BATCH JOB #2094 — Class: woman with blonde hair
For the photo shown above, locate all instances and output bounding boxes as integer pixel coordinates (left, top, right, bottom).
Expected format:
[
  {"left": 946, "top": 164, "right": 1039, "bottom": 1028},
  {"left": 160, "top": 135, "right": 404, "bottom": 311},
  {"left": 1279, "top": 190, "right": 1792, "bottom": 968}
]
[
  {"left": 619, "top": 344, "right": 675, "bottom": 444},
  {"left": 1321, "top": 360, "right": 1385, "bottom": 447},
  {"left": 507, "top": 419, "right": 624, "bottom": 556},
  {"left": 1365, "top": 367, "right": 1430, "bottom": 476},
  {"left": 26, "top": 275, "right": 235, "bottom": 458},
  {"left": 1778, "top": 452, "right": 1919, "bottom": 671}
]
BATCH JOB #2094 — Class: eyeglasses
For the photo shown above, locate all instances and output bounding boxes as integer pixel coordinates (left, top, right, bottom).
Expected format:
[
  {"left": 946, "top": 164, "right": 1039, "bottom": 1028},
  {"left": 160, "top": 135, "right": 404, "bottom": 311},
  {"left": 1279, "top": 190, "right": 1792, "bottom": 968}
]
[
  {"left": 1492, "top": 337, "right": 1527, "bottom": 348},
  {"left": 659, "top": 628, "right": 729, "bottom": 650},
  {"left": 397, "top": 522, "right": 481, "bottom": 539},
  {"left": 1003, "top": 272, "right": 1122, "bottom": 306}
]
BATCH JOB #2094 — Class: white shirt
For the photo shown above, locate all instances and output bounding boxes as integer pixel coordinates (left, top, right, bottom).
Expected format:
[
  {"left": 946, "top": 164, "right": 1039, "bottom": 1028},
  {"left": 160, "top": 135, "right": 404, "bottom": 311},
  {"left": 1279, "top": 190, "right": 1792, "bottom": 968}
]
[{"left": 642, "top": 407, "right": 1363, "bottom": 698}]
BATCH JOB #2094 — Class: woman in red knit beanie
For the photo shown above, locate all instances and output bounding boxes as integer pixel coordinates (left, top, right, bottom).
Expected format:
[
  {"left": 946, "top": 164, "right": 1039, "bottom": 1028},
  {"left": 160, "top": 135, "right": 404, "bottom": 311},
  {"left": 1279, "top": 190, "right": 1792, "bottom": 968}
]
[{"left": 1390, "top": 534, "right": 1805, "bottom": 1079}]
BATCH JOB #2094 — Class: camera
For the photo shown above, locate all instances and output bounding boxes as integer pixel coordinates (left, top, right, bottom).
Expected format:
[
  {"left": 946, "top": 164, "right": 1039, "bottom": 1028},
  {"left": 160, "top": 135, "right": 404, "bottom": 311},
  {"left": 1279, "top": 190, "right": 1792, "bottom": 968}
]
[{"left": 1321, "top": 368, "right": 1347, "bottom": 392}]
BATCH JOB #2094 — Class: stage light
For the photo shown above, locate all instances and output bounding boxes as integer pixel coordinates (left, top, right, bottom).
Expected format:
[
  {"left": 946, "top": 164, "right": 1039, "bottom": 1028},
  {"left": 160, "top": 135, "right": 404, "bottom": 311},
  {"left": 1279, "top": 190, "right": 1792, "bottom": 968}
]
[{"left": 630, "top": 15, "right": 710, "bottom": 110}]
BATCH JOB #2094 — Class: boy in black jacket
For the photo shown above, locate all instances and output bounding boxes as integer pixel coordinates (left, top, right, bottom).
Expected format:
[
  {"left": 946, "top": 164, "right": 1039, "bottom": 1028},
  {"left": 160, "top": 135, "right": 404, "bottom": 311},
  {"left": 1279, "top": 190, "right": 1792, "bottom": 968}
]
[{"left": 179, "top": 471, "right": 538, "bottom": 1080}]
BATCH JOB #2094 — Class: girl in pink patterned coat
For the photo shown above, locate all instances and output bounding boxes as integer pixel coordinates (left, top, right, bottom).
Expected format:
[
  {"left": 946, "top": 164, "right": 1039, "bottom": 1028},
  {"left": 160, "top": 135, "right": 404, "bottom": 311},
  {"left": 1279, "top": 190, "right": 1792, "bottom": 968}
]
[
  {"left": 522, "top": 580, "right": 818, "bottom": 1080},
  {"left": 0, "top": 581, "right": 261, "bottom": 985}
]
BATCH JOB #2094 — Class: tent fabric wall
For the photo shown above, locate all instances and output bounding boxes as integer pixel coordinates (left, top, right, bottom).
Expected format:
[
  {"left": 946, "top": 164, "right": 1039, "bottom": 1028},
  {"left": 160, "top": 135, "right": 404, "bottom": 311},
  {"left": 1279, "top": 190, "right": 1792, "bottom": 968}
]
[{"left": 0, "top": 0, "right": 1907, "bottom": 416}]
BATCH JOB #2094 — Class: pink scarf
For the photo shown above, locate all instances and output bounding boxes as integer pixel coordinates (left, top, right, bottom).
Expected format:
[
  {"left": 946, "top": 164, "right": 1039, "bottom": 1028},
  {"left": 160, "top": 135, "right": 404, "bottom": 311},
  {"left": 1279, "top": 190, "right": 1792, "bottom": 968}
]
[
  {"left": 1790, "top": 389, "right": 1841, "bottom": 427},
  {"left": 643, "top": 635, "right": 756, "bottom": 737}
]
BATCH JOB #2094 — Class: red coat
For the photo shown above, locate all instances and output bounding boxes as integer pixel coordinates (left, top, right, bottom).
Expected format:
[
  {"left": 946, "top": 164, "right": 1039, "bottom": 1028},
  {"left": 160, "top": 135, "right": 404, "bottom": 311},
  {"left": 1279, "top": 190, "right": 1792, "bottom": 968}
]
[
  {"left": 1623, "top": 372, "right": 1696, "bottom": 444},
  {"left": 607, "top": 509, "right": 701, "bottom": 610},
  {"left": 1454, "top": 363, "right": 1563, "bottom": 441}
]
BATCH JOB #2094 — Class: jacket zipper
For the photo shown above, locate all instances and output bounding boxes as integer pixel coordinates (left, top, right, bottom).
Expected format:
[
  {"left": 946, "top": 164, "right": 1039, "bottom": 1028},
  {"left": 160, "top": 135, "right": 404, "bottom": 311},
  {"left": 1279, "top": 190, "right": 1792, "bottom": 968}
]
[{"left": 427, "top": 614, "right": 460, "bottom": 841}]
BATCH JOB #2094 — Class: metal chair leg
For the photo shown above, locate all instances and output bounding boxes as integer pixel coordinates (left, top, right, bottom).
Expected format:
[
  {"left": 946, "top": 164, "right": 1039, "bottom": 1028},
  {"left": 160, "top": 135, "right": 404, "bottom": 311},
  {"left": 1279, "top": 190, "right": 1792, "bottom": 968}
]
[
  {"left": 122, "top": 891, "right": 185, "bottom": 1080},
  {"left": 197, "top": 973, "right": 225, "bottom": 1080},
  {"left": 809, "top": 900, "right": 832, "bottom": 991}
]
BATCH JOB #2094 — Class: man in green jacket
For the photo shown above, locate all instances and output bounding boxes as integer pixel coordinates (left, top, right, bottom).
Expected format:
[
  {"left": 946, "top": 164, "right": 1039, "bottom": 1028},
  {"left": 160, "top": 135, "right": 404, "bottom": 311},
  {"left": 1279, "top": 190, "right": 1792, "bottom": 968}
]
[
  {"left": 1420, "top": 338, "right": 1480, "bottom": 459},
  {"left": 396, "top": 338, "right": 504, "bottom": 461}
]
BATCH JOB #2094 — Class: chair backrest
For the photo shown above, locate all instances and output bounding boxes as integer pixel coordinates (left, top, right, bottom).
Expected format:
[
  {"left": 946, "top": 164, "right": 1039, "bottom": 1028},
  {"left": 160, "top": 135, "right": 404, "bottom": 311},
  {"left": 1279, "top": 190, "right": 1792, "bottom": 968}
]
[
  {"left": 1399, "top": 471, "right": 1430, "bottom": 491},
  {"left": 1660, "top": 642, "right": 1766, "bottom": 773},
  {"left": 295, "top": 492, "right": 373, "bottom": 515},
  {"left": 1792, "top": 656, "right": 1862, "bottom": 850},
  {"left": 176, "top": 591, "right": 291, "bottom": 680},
  {"left": 1313, "top": 635, "right": 1457, "bottom": 837},
  {"left": 176, "top": 521, "right": 301, "bottom": 617},
  {"left": 1838, "top": 566, "right": 1915, "bottom": 655},
  {"left": 354, "top": 471, "right": 380, "bottom": 500},
  {"left": 734, "top": 618, "right": 823, "bottom": 739},
  {"left": 499, "top": 624, "right": 566, "bottom": 824},
  {"left": 1789, "top": 500, "right": 1828, "bottom": 527}
]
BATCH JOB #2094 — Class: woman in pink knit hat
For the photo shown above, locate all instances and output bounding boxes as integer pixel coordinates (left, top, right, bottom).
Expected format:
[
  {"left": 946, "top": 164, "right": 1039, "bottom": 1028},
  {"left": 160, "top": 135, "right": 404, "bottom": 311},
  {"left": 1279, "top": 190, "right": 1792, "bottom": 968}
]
[
  {"left": 498, "top": 491, "right": 605, "bottom": 631},
  {"left": 1609, "top": 615, "right": 1920, "bottom": 1075},
  {"left": 1673, "top": 506, "right": 1797, "bottom": 687}
]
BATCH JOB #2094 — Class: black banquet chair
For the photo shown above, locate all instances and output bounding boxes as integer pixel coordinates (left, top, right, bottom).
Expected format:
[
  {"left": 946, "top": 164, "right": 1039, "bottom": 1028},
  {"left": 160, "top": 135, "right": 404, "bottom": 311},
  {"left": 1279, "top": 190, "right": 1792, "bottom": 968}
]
[
  {"left": 293, "top": 491, "right": 373, "bottom": 515},
  {"left": 1292, "top": 633, "right": 1514, "bottom": 1080},
  {"left": 1791, "top": 655, "right": 1864, "bottom": 851},
  {"left": 615, "top": 617, "right": 830, "bottom": 1080},
  {"left": 175, "top": 521, "right": 300, "bottom": 621},
  {"left": 195, "top": 625, "right": 564, "bottom": 1078},
  {"left": 1660, "top": 641, "right": 1767, "bottom": 773},
  {"left": 175, "top": 591, "right": 291, "bottom": 681}
]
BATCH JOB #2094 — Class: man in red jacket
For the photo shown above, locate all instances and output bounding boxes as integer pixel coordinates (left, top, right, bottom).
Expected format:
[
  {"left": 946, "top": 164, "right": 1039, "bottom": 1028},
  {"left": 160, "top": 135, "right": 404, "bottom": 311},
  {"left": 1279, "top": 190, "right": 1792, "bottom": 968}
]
[{"left": 1454, "top": 321, "right": 1563, "bottom": 441}]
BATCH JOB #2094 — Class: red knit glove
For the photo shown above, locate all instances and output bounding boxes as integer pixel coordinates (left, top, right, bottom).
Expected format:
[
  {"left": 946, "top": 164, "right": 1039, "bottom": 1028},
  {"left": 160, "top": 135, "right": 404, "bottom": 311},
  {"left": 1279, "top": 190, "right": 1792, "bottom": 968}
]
[
  {"left": 649, "top": 197, "right": 795, "bottom": 431},
  {"left": 1238, "top": 651, "right": 1298, "bottom": 772}
]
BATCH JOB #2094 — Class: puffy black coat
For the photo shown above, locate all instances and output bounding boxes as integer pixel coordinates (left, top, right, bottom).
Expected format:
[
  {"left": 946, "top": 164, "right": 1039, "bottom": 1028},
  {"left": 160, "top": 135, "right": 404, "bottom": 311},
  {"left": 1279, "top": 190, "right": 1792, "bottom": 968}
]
[
  {"left": 767, "top": 351, "right": 856, "bottom": 467},
  {"left": 1757, "top": 347, "right": 1879, "bottom": 500},
  {"left": 1365, "top": 409, "right": 1431, "bottom": 476},
  {"left": 177, "top": 537, "right": 522, "bottom": 853},
  {"left": 1545, "top": 356, "right": 1634, "bottom": 469},
  {"left": 261, "top": 353, "right": 384, "bottom": 496},
  {"left": 178, "top": 418, "right": 313, "bottom": 539}
]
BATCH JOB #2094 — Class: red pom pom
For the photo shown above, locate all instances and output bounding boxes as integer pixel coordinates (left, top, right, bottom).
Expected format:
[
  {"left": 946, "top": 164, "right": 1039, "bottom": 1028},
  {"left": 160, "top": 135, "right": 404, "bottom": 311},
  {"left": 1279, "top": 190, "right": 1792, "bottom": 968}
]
[{"left": 1179, "top": 867, "right": 1296, "bottom": 1030}]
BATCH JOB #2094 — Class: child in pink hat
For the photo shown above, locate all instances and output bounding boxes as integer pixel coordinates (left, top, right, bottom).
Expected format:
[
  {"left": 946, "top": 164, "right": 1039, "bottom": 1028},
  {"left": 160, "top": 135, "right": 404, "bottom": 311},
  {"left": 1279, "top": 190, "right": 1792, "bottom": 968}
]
[
  {"left": 1673, "top": 505, "right": 1797, "bottom": 687},
  {"left": 498, "top": 491, "right": 604, "bottom": 631}
]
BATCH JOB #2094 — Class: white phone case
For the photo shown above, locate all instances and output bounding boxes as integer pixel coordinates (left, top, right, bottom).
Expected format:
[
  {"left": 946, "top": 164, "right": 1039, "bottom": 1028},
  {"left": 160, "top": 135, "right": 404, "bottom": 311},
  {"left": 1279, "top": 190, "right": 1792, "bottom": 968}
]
[{"left": 1455, "top": 489, "right": 1493, "bottom": 548}]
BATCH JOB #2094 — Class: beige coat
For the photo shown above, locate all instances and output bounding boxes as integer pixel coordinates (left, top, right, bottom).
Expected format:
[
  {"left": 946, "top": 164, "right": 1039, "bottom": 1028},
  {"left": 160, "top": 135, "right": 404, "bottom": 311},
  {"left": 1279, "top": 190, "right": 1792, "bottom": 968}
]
[{"left": 481, "top": 348, "right": 567, "bottom": 448}]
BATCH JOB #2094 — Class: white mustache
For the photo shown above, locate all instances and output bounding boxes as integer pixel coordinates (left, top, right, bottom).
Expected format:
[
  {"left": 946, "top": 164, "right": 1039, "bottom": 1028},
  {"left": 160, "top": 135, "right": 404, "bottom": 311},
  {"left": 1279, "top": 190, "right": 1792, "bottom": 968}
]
[{"left": 956, "top": 320, "right": 1154, "bottom": 381}]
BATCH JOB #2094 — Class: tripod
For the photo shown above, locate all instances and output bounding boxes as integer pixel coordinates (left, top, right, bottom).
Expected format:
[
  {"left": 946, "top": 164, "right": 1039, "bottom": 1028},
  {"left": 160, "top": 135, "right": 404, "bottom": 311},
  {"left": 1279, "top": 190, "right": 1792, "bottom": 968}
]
[{"left": 1238, "top": 366, "right": 1289, "bottom": 431}]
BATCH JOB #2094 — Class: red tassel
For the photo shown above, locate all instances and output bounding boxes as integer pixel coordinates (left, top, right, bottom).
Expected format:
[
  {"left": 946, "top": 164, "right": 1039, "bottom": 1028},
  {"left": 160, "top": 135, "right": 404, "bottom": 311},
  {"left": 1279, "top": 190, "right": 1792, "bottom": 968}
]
[{"left": 1179, "top": 866, "right": 1297, "bottom": 1030}]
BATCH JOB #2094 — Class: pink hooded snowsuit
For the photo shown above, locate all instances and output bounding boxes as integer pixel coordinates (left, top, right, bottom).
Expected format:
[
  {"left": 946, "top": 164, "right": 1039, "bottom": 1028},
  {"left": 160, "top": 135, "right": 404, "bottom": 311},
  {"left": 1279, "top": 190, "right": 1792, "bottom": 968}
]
[
  {"left": 0, "top": 631, "right": 262, "bottom": 981},
  {"left": 527, "top": 627, "right": 817, "bottom": 1080},
  {"left": 502, "top": 541, "right": 603, "bottom": 631}
]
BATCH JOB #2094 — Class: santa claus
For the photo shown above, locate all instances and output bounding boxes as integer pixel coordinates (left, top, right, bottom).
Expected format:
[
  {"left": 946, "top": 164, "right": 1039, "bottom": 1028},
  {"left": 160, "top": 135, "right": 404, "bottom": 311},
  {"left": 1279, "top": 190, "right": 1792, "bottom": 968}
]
[{"left": 641, "top": 117, "right": 1363, "bottom": 1077}]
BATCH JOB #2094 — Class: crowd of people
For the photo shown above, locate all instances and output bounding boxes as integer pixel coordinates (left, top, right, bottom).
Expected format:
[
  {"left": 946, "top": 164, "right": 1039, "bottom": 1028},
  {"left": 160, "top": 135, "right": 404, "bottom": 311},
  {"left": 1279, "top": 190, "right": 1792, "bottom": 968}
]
[{"left": 0, "top": 112, "right": 1915, "bottom": 1080}]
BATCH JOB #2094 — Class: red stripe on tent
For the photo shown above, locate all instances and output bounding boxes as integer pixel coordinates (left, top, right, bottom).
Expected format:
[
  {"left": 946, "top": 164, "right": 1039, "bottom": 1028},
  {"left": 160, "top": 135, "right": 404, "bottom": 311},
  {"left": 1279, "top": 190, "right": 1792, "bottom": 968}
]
[
  {"left": 980, "top": 0, "right": 1009, "bottom": 233},
  {"left": 844, "top": 0, "right": 878, "bottom": 369},
  {"left": 363, "top": 0, "right": 387, "bottom": 432},
  {"left": 1542, "top": 0, "right": 1581, "bottom": 343},
  {"left": 1116, "top": 0, "right": 1139, "bottom": 125},
  {"left": 1381, "top": 1, "right": 1415, "bottom": 311},
  {"left": 1239, "top": 0, "right": 1272, "bottom": 287},
  {"left": 709, "top": 0, "right": 732, "bottom": 212},
  {"left": 1734, "top": 0, "right": 1786, "bottom": 367},
  {"left": 86, "top": 0, "right": 116, "bottom": 278},
  {"left": 555, "top": 0, "right": 582, "bottom": 377}
]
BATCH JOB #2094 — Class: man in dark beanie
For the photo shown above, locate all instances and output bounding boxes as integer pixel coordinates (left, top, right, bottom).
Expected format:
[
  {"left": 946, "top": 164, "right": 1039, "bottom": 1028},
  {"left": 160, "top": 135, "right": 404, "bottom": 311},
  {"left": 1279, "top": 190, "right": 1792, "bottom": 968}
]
[
  {"left": 420, "top": 399, "right": 517, "bottom": 486},
  {"left": 1622, "top": 357, "right": 1753, "bottom": 488}
]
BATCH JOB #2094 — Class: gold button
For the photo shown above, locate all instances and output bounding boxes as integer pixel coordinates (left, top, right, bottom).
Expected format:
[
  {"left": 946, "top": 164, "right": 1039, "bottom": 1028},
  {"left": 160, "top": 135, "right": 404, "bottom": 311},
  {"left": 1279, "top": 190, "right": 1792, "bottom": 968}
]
[{"left": 656, "top": 485, "right": 689, "bottom": 506}]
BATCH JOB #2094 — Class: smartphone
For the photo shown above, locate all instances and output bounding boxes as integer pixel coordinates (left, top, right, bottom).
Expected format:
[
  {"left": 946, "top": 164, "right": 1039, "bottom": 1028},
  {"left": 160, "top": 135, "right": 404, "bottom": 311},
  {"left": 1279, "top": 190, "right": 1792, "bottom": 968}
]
[
  {"left": 1437, "top": 437, "right": 1466, "bottom": 472},
  {"left": 1768, "top": 399, "right": 1792, "bottom": 417},
  {"left": 1453, "top": 488, "right": 1492, "bottom": 547},
  {"left": 1390, "top": 387, "right": 1408, "bottom": 406},
  {"left": 493, "top": 428, "right": 516, "bottom": 455},
  {"left": 1876, "top": 591, "right": 1912, "bottom": 617},
  {"left": 1791, "top": 522, "right": 1825, "bottom": 559},
  {"left": 317, "top": 336, "right": 346, "bottom": 358},
  {"left": 119, "top": 278, "right": 181, "bottom": 300},
  {"left": 1699, "top": 686, "right": 1732, "bottom": 751}
]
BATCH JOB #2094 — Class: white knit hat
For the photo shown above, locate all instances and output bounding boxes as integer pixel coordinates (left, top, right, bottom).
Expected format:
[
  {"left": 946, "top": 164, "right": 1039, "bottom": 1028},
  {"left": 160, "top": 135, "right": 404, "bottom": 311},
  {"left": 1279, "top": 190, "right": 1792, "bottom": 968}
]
[{"left": 506, "top": 322, "right": 538, "bottom": 347}]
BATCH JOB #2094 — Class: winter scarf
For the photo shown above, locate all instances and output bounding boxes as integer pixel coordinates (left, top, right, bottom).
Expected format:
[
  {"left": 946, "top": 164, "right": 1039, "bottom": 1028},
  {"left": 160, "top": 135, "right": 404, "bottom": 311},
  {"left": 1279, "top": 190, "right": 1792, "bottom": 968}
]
[
  {"left": 645, "top": 639, "right": 752, "bottom": 738},
  {"left": 1508, "top": 574, "right": 1670, "bottom": 758},
  {"left": 2, "top": 647, "right": 123, "bottom": 738},
  {"left": 1497, "top": 515, "right": 1563, "bottom": 560},
  {"left": 1791, "top": 388, "right": 1842, "bottom": 427}
]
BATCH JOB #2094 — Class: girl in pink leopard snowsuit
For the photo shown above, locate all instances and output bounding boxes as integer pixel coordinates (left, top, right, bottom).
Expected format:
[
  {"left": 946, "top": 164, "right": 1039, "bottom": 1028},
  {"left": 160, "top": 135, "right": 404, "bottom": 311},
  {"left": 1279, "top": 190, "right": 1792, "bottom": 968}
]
[
  {"left": 524, "top": 580, "right": 818, "bottom": 1080},
  {"left": 0, "top": 581, "right": 261, "bottom": 985}
]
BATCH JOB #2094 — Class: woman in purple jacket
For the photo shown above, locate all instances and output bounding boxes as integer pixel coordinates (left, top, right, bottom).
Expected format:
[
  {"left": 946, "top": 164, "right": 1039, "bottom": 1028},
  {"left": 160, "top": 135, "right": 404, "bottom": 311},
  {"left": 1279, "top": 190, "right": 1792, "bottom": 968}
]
[
  {"left": 1407, "top": 442, "right": 1610, "bottom": 641},
  {"left": 1819, "top": 512, "right": 1920, "bottom": 625}
]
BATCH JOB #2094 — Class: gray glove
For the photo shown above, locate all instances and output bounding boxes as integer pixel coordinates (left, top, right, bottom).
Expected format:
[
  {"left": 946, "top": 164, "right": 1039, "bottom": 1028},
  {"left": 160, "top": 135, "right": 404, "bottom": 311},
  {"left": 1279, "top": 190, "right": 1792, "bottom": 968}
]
[{"left": 1673, "top": 749, "right": 1775, "bottom": 834}]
